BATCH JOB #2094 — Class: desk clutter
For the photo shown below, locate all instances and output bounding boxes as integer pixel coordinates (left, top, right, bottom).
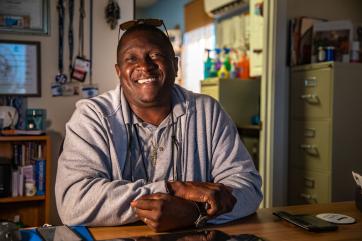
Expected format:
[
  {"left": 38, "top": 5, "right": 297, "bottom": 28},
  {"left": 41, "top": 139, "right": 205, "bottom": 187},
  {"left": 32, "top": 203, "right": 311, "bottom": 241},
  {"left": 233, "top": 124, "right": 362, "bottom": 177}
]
[
  {"left": 17, "top": 225, "right": 93, "bottom": 241},
  {"left": 289, "top": 18, "right": 362, "bottom": 66}
]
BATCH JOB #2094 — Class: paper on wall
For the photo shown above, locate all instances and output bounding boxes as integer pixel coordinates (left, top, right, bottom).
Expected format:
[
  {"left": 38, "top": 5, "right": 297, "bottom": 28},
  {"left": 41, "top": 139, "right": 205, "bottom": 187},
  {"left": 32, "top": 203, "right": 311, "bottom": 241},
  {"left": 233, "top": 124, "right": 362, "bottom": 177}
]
[{"left": 352, "top": 171, "right": 362, "bottom": 188}]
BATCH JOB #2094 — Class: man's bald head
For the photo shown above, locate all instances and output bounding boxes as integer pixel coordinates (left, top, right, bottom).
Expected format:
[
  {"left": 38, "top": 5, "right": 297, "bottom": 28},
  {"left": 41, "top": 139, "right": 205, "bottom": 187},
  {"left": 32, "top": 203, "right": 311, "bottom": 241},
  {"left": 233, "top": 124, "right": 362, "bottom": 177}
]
[{"left": 116, "top": 24, "right": 175, "bottom": 65}]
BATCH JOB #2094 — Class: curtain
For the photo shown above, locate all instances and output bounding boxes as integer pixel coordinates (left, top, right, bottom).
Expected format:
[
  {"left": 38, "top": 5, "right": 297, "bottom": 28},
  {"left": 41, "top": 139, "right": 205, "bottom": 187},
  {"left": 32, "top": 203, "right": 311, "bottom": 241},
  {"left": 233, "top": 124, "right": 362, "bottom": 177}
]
[{"left": 181, "top": 24, "right": 215, "bottom": 93}]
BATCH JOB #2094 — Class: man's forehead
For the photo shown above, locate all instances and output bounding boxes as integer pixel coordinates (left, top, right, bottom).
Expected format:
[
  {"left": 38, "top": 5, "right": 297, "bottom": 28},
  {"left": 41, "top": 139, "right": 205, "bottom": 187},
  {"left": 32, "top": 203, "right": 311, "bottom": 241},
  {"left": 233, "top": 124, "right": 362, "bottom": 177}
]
[
  {"left": 119, "top": 29, "right": 172, "bottom": 53},
  {"left": 121, "top": 29, "right": 167, "bottom": 44}
]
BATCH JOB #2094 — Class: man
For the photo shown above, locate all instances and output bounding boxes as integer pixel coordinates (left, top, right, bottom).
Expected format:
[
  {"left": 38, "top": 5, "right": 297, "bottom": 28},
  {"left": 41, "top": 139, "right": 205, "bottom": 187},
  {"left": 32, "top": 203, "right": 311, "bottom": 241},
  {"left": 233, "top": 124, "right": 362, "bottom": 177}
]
[{"left": 55, "top": 19, "right": 262, "bottom": 232}]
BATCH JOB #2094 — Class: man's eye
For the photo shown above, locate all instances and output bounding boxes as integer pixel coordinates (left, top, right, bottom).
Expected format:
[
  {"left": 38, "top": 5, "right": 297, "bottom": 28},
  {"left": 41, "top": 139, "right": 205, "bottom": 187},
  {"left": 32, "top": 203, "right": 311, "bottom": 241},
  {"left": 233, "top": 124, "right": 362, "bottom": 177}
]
[
  {"left": 124, "top": 55, "right": 137, "bottom": 63},
  {"left": 150, "top": 52, "right": 164, "bottom": 59}
]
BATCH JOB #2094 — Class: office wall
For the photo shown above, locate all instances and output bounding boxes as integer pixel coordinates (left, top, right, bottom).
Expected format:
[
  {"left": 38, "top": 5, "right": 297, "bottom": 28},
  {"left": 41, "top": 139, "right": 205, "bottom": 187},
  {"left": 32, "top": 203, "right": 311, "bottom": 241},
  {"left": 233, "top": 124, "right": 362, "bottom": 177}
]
[
  {"left": 136, "top": 0, "right": 189, "bottom": 32},
  {"left": 0, "top": 0, "right": 133, "bottom": 224}
]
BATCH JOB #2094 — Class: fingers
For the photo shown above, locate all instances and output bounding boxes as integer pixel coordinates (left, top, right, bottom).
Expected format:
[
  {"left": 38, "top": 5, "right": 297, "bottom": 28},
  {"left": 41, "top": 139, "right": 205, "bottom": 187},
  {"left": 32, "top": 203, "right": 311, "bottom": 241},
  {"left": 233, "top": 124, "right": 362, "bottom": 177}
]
[
  {"left": 131, "top": 193, "right": 168, "bottom": 210},
  {"left": 174, "top": 182, "right": 236, "bottom": 217}
]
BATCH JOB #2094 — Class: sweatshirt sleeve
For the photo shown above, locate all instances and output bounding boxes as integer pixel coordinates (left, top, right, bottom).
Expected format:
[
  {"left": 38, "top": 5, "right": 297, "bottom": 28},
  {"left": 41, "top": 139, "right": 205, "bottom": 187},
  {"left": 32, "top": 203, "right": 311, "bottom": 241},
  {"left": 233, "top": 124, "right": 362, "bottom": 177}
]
[
  {"left": 55, "top": 102, "right": 168, "bottom": 226},
  {"left": 207, "top": 102, "right": 263, "bottom": 224}
]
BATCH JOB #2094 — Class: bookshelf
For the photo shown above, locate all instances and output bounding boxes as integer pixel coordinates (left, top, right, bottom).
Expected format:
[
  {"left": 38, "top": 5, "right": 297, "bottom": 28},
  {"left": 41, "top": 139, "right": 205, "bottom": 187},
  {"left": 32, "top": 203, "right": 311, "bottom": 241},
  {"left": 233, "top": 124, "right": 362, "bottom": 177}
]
[{"left": 0, "top": 135, "right": 51, "bottom": 227}]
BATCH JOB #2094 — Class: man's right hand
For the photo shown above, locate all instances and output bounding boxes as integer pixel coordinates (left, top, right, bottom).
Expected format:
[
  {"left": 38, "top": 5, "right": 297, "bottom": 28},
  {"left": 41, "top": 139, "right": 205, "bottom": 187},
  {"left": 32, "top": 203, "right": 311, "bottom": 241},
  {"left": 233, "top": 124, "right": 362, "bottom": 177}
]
[
  {"left": 131, "top": 193, "right": 199, "bottom": 232},
  {"left": 167, "top": 181, "right": 236, "bottom": 217}
]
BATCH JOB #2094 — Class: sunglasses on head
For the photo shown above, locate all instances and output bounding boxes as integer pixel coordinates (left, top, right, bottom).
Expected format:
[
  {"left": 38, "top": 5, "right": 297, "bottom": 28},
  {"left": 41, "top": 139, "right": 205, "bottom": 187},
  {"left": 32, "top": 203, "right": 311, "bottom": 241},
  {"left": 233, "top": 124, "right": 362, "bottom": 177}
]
[{"left": 118, "top": 18, "right": 169, "bottom": 40}]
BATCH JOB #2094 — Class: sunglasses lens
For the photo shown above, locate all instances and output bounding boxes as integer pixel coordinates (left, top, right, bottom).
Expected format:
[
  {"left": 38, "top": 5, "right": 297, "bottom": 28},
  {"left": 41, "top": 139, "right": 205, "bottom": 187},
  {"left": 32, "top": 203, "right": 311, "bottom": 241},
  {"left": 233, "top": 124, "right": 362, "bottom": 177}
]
[
  {"left": 119, "top": 20, "right": 136, "bottom": 31},
  {"left": 145, "top": 19, "right": 162, "bottom": 27}
]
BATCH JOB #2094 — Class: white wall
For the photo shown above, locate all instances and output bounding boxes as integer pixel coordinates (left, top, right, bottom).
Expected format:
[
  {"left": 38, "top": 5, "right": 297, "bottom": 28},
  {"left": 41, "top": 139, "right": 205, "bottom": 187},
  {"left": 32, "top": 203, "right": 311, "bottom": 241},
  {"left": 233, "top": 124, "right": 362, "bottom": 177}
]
[{"left": 0, "top": 0, "right": 133, "bottom": 224}]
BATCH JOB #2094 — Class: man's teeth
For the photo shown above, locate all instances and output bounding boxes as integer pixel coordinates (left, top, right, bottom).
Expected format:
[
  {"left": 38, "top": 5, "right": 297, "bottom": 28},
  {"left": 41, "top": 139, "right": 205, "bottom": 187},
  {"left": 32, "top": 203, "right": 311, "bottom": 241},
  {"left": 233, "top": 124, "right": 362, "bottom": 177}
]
[{"left": 137, "top": 78, "right": 156, "bottom": 84}]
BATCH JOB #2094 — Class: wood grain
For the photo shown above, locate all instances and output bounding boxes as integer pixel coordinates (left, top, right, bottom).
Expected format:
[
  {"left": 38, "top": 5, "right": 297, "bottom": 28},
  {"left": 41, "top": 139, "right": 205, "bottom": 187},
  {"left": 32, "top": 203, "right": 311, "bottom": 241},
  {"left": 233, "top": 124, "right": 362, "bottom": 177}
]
[{"left": 89, "top": 202, "right": 362, "bottom": 241}]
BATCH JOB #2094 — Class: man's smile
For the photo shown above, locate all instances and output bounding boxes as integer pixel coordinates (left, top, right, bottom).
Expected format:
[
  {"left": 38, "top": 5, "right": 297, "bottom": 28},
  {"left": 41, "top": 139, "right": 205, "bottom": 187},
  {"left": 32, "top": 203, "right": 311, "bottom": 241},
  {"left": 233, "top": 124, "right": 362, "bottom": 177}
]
[{"left": 136, "top": 77, "right": 157, "bottom": 84}]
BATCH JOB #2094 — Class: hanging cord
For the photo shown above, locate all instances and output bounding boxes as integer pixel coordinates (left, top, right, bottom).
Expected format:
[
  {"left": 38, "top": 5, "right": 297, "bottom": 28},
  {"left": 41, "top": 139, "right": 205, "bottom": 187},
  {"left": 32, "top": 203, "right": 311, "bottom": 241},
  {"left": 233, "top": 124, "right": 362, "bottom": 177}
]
[
  {"left": 79, "top": 0, "right": 85, "bottom": 57},
  {"left": 134, "top": 125, "right": 150, "bottom": 182},
  {"left": 125, "top": 124, "right": 134, "bottom": 181},
  {"left": 68, "top": 0, "right": 74, "bottom": 74},
  {"left": 89, "top": 0, "right": 93, "bottom": 84},
  {"left": 170, "top": 111, "right": 180, "bottom": 181},
  {"left": 57, "top": 0, "right": 65, "bottom": 75}
]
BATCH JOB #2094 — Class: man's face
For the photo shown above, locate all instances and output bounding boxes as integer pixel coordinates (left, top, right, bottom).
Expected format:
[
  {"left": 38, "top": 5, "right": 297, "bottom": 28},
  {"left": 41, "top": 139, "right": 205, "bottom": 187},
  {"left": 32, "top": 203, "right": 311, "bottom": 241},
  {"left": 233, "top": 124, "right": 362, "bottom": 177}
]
[{"left": 115, "top": 30, "right": 178, "bottom": 108}]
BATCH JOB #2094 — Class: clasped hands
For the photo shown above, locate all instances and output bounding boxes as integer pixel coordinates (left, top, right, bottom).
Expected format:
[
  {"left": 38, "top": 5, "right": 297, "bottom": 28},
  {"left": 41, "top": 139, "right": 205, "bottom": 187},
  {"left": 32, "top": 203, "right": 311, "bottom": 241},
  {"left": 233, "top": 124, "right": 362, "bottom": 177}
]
[{"left": 130, "top": 181, "right": 236, "bottom": 232}]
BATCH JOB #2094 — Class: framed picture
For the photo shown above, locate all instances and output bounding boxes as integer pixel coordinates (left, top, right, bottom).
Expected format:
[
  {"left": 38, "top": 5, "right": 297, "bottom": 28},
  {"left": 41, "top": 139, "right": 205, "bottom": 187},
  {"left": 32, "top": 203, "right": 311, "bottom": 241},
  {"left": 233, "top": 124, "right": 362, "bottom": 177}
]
[
  {"left": 0, "top": 40, "right": 41, "bottom": 96},
  {"left": 0, "top": 0, "right": 50, "bottom": 35}
]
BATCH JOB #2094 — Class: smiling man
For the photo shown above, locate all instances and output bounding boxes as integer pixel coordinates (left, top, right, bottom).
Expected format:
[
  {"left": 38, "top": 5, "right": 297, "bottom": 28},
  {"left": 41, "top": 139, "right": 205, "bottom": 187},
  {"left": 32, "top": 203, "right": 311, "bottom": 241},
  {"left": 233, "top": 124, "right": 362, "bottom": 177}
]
[{"left": 55, "top": 19, "right": 262, "bottom": 232}]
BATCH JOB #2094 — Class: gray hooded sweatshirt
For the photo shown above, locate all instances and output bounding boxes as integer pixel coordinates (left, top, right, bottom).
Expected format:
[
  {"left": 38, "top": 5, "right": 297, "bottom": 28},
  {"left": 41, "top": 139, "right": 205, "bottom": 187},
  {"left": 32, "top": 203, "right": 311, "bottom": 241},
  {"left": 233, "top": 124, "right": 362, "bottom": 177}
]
[{"left": 55, "top": 84, "right": 262, "bottom": 226}]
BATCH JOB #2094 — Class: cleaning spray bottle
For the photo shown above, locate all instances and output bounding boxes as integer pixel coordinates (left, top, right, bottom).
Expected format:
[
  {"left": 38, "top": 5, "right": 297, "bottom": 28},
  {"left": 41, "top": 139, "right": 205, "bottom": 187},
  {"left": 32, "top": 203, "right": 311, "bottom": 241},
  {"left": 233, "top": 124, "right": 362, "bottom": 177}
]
[
  {"left": 238, "top": 50, "right": 250, "bottom": 80},
  {"left": 230, "top": 48, "right": 238, "bottom": 79},
  {"left": 214, "top": 48, "right": 222, "bottom": 72},
  {"left": 217, "top": 48, "right": 230, "bottom": 79},
  {"left": 204, "top": 49, "right": 213, "bottom": 79}
]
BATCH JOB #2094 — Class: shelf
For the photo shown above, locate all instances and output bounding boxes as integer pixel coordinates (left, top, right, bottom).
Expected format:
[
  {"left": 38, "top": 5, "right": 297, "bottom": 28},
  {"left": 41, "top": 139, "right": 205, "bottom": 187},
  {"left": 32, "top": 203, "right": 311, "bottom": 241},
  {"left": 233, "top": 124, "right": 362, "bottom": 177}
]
[
  {"left": 0, "top": 195, "right": 45, "bottom": 203},
  {"left": 0, "top": 135, "right": 48, "bottom": 142},
  {"left": 237, "top": 125, "right": 261, "bottom": 138}
]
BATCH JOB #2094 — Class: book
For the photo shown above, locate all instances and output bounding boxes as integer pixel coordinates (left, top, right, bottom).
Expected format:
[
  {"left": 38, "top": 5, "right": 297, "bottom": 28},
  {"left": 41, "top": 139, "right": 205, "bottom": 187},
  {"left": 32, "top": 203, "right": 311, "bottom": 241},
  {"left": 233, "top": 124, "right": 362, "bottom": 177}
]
[
  {"left": 35, "top": 160, "right": 45, "bottom": 195},
  {"left": 12, "top": 170, "right": 19, "bottom": 197},
  {"left": 288, "top": 16, "right": 325, "bottom": 66}
]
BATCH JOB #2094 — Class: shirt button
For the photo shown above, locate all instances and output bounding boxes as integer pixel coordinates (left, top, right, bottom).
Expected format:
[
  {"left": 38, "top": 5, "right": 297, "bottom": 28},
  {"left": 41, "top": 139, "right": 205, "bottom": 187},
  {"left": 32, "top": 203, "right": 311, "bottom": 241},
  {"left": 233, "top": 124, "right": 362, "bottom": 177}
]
[{"left": 159, "top": 147, "right": 164, "bottom": 152}]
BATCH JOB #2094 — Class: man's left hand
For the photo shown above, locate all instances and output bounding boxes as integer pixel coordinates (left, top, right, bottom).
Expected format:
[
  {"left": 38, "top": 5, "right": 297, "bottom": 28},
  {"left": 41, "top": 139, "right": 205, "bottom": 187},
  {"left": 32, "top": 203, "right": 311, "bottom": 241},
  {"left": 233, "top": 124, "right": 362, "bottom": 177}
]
[
  {"left": 131, "top": 193, "right": 199, "bottom": 232},
  {"left": 167, "top": 181, "right": 236, "bottom": 217}
]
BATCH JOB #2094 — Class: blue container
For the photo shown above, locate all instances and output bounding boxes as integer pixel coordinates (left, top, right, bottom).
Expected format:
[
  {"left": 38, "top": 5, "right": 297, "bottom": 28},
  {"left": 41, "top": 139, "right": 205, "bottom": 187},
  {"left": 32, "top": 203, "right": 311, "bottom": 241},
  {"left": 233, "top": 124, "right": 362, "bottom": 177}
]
[{"left": 325, "top": 46, "right": 335, "bottom": 61}]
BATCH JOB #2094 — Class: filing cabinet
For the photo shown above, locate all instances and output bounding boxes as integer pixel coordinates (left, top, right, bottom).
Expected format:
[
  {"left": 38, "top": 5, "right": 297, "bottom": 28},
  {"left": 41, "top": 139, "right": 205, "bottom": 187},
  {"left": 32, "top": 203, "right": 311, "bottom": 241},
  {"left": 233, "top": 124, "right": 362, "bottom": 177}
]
[
  {"left": 200, "top": 78, "right": 260, "bottom": 127},
  {"left": 288, "top": 62, "right": 362, "bottom": 205}
]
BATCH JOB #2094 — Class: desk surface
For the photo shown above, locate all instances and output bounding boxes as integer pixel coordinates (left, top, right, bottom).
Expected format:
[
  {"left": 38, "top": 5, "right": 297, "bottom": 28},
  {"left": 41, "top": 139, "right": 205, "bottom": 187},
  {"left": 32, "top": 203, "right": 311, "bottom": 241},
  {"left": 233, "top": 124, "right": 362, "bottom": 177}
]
[{"left": 89, "top": 201, "right": 362, "bottom": 241}]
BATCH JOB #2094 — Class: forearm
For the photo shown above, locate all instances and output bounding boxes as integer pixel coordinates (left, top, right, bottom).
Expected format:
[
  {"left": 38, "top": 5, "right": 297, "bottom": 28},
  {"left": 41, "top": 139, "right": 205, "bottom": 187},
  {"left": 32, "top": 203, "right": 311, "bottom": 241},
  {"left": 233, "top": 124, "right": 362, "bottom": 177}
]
[
  {"left": 56, "top": 177, "right": 168, "bottom": 226},
  {"left": 207, "top": 184, "right": 262, "bottom": 224}
]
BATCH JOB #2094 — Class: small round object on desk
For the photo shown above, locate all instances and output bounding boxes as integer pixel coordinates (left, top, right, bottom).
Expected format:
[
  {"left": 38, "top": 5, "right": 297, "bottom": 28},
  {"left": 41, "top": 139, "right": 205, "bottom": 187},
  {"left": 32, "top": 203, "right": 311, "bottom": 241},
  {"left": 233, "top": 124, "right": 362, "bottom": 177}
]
[{"left": 316, "top": 213, "right": 356, "bottom": 224}]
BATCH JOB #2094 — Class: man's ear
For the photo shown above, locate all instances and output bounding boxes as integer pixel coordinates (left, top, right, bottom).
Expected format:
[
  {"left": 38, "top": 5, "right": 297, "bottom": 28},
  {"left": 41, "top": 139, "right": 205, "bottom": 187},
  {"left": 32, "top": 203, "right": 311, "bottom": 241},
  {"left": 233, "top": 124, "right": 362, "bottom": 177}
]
[
  {"left": 115, "top": 64, "right": 121, "bottom": 77},
  {"left": 173, "top": 56, "right": 179, "bottom": 77}
]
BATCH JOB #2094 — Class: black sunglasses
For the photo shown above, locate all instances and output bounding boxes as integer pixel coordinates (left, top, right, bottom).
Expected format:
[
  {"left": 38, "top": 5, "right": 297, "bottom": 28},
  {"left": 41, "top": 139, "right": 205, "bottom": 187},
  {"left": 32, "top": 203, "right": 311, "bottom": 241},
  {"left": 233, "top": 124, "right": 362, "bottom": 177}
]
[{"left": 118, "top": 18, "right": 169, "bottom": 40}]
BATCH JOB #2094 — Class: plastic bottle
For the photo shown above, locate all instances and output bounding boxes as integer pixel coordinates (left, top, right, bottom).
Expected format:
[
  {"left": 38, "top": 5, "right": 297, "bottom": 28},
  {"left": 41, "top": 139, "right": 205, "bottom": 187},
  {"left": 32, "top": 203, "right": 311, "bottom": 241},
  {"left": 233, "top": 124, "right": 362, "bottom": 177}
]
[
  {"left": 351, "top": 41, "right": 360, "bottom": 63},
  {"left": 238, "top": 51, "right": 250, "bottom": 80},
  {"left": 223, "top": 48, "right": 232, "bottom": 72},
  {"left": 217, "top": 65, "right": 230, "bottom": 79},
  {"left": 204, "top": 49, "right": 213, "bottom": 79},
  {"left": 214, "top": 48, "right": 222, "bottom": 72}
]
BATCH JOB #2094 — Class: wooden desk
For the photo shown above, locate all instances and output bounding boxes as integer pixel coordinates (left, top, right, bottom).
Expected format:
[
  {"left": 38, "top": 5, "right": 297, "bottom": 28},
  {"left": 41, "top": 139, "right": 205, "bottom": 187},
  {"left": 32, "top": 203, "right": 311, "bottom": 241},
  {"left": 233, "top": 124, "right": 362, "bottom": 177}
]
[{"left": 89, "top": 202, "right": 362, "bottom": 241}]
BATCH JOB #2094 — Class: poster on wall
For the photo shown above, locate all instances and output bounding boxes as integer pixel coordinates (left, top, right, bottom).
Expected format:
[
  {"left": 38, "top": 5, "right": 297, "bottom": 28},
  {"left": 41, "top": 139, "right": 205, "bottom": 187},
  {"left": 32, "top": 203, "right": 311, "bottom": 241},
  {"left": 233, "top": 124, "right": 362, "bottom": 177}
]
[{"left": 0, "top": 0, "right": 49, "bottom": 35}]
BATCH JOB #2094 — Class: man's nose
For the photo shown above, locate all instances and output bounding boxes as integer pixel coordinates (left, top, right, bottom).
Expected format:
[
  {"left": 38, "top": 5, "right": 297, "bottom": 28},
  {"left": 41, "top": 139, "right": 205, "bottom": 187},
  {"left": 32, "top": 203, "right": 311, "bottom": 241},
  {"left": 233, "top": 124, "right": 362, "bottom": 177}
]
[{"left": 138, "top": 57, "right": 157, "bottom": 71}]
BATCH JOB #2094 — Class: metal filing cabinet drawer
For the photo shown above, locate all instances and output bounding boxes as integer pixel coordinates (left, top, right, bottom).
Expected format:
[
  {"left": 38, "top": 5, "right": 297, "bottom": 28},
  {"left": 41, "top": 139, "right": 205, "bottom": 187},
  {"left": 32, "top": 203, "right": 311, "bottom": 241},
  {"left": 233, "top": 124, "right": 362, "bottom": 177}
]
[
  {"left": 289, "top": 62, "right": 362, "bottom": 205},
  {"left": 291, "top": 120, "right": 331, "bottom": 172},
  {"left": 291, "top": 68, "right": 332, "bottom": 119},
  {"left": 288, "top": 168, "right": 331, "bottom": 204}
]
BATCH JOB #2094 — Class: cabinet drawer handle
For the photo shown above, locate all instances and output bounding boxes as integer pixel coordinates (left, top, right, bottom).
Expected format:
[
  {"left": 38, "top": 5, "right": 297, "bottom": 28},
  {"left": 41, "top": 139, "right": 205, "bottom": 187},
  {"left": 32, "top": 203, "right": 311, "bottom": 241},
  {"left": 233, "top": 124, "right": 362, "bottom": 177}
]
[
  {"left": 304, "top": 78, "right": 317, "bottom": 87},
  {"left": 300, "top": 94, "right": 320, "bottom": 104},
  {"left": 303, "top": 177, "right": 315, "bottom": 188},
  {"left": 299, "top": 144, "right": 319, "bottom": 156},
  {"left": 303, "top": 128, "right": 316, "bottom": 138},
  {"left": 300, "top": 193, "right": 317, "bottom": 203}
]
